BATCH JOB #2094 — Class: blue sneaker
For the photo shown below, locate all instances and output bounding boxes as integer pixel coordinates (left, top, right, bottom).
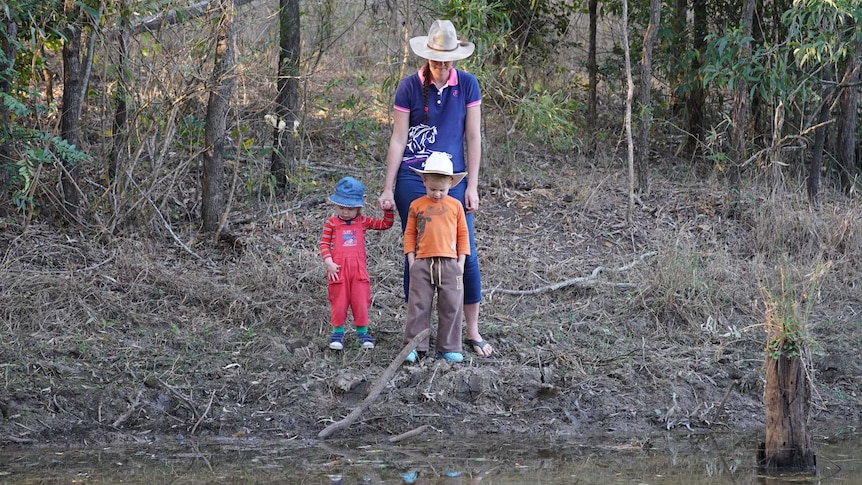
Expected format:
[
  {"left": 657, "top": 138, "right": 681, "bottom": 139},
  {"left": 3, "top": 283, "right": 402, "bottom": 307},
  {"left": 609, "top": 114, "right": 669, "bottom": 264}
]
[
  {"left": 404, "top": 350, "right": 418, "bottom": 363},
  {"left": 358, "top": 333, "right": 374, "bottom": 349},
  {"left": 437, "top": 352, "right": 464, "bottom": 363},
  {"left": 329, "top": 333, "right": 344, "bottom": 350}
]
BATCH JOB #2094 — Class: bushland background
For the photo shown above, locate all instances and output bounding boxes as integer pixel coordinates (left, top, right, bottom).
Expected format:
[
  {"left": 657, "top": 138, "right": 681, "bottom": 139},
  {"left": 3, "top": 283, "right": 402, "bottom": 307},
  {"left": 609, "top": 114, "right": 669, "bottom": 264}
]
[{"left": 0, "top": 0, "right": 860, "bottom": 446}]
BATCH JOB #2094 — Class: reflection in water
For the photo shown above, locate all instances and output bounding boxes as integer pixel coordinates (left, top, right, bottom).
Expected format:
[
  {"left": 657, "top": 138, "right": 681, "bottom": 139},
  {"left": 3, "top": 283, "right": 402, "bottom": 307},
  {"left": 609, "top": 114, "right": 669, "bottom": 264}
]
[{"left": 0, "top": 431, "right": 858, "bottom": 484}]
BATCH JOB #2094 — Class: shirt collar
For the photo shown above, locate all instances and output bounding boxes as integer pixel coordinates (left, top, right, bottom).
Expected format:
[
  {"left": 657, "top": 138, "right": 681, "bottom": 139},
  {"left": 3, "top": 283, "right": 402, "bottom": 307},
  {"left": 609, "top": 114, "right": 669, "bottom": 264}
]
[{"left": 417, "top": 68, "right": 459, "bottom": 87}]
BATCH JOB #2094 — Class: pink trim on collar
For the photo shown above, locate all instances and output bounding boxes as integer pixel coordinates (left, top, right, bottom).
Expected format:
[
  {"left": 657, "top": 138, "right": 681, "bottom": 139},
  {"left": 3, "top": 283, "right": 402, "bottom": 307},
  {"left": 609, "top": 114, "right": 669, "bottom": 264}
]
[{"left": 417, "top": 67, "right": 459, "bottom": 87}]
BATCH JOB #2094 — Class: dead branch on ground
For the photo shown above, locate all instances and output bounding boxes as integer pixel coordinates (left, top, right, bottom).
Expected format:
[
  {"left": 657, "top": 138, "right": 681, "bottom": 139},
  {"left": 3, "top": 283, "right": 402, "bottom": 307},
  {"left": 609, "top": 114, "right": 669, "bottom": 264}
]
[
  {"left": 318, "top": 328, "right": 431, "bottom": 439},
  {"left": 486, "top": 251, "right": 656, "bottom": 296}
]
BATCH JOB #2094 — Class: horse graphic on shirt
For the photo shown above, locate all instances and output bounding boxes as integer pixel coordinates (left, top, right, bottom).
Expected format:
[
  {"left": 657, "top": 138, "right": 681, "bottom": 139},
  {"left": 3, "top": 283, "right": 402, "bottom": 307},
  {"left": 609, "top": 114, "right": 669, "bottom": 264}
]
[{"left": 405, "top": 124, "right": 437, "bottom": 160}]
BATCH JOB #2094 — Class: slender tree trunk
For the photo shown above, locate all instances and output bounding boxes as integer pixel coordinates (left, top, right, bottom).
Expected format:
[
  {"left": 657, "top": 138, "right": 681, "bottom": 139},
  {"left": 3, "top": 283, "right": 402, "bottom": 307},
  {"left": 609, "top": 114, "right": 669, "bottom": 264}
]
[
  {"left": 0, "top": 17, "right": 17, "bottom": 203},
  {"left": 807, "top": 69, "right": 834, "bottom": 208},
  {"left": 110, "top": 0, "right": 131, "bottom": 181},
  {"left": 635, "top": 0, "right": 660, "bottom": 194},
  {"left": 622, "top": 0, "right": 634, "bottom": 225},
  {"left": 270, "top": 0, "right": 300, "bottom": 193},
  {"left": 61, "top": 0, "right": 84, "bottom": 216},
  {"left": 729, "top": 0, "right": 755, "bottom": 206},
  {"left": 670, "top": 0, "right": 687, "bottom": 116},
  {"left": 835, "top": 33, "right": 860, "bottom": 193},
  {"left": 685, "top": 0, "right": 707, "bottom": 154},
  {"left": 201, "top": 0, "right": 235, "bottom": 232},
  {"left": 760, "top": 353, "right": 816, "bottom": 471},
  {"left": 587, "top": 0, "right": 597, "bottom": 131}
]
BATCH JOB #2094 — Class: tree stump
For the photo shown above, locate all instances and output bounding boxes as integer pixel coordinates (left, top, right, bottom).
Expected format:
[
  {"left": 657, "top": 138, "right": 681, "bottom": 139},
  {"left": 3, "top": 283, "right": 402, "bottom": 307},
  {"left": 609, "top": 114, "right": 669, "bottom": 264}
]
[{"left": 759, "top": 353, "right": 816, "bottom": 472}]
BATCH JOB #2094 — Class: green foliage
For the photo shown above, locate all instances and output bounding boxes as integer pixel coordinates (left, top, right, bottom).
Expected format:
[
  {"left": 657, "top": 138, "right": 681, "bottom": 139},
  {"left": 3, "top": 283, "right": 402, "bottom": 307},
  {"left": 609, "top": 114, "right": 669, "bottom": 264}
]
[{"left": 760, "top": 261, "right": 831, "bottom": 361}]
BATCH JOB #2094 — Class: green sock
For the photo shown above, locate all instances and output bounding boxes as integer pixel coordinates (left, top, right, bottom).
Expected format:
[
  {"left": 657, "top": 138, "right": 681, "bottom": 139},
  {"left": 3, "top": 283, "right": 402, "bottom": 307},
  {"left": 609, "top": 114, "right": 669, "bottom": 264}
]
[
  {"left": 355, "top": 326, "right": 368, "bottom": 335},
  {"left": 332, "top": 326, "right": 344, "bottom": 334}
]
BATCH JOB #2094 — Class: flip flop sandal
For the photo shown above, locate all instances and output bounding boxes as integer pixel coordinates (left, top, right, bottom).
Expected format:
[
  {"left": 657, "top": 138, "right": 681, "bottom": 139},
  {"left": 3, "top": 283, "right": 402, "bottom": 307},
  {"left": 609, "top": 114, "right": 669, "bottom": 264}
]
[{"left": 465, "top": 339, "right": 494, "bottom": 358}]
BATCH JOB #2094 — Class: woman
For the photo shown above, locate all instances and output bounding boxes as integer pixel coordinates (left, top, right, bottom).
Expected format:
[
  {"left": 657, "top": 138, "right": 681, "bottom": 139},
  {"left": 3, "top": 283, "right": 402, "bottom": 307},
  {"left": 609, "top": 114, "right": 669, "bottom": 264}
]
[{"left": 378, "top": 19, "right": 493, "bottom": 358}]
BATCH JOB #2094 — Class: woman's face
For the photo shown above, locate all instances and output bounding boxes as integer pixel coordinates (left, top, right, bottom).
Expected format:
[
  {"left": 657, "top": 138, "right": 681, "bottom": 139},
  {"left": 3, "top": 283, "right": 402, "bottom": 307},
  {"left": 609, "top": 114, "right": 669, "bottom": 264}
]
[{"left": 428, "top": 60, "right": 454, "bottom": 83}]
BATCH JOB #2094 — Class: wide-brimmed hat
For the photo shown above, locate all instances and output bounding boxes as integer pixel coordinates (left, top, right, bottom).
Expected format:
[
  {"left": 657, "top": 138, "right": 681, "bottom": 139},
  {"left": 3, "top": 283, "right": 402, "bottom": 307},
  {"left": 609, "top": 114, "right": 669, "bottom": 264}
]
[
  {"left": 409, "top": 20, "right": 475, "bottom": 62},
  {"left": 329, "top": 177, "right": 365, "bottom": 208},
  {"left": 410, "top": 152, "right": 467, "bottom": 186}
]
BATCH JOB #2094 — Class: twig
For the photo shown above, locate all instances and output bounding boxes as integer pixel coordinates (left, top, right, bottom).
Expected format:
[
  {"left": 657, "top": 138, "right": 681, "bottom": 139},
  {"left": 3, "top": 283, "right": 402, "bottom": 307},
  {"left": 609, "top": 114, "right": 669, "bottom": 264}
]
[
  {"left": 708, "top": 380, "right": 737, "bottom": 425},
  {"left": 157, "top": 378, "right": 202, "bottom": 422},
  {"left": 487, "top": 251, "right": 656, "bottom": 296},
  {"left": 318, "top": 328, "right": 431, "bottom": 439},
  {"left": 191, "top": 390, "right": 216, "bottom": 434},
  {"left": 112, "top": 389, "right": 145, "bottom": 428},
  {"left": 387, "top": 424, "right": 431, "bottom": 444}
]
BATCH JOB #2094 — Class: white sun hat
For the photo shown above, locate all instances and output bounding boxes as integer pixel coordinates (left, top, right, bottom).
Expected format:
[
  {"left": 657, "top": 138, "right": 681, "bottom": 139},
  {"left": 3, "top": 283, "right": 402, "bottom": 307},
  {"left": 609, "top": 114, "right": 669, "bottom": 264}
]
[
  {"left": 410, "top": 151, "right": 467, "bottom": 186},
  {"left": 409, "top": 20, "right": 475, "bottom": 62}
]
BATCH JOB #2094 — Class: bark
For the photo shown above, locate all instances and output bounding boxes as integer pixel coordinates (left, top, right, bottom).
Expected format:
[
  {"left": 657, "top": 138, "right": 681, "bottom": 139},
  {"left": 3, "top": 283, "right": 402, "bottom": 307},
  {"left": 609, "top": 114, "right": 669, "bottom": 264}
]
[
  {"left": 729, "top": 0, "right": 755, "bottom": 199},
  {"left": 110, "top": 0, "right": 131, "bottom": 181},
  {"left": 61, "top": 0, "right": 84, "bottom": 215},
  {"left": 587, "top": 0, "right": 597, "bottom": 131},
  {"left": 760, "top": 354, "right": 816, "bottom": 471},
  {"left": 635, "top": 0, "right": 660, "bottom": 194},
  {"left": 835, "top": 34, "right": 861, "bottom": 193},
  {"left": 622, "top": 0, "right": 634, "bottom": 226},
  {"left": 270, "top": 0, "right": 301, "bottom": 192},
  {"left": 201, "top": 0, "right": 235, "bottom": 232},
  {"left": 685, "top": 0, "right": 707, "bottom": 154},
  {"left": 807, "top": 69, "right": 834, "bottom": 208},
  {"left": 670, "top": 0, "right": 687, "bottom": 116}
]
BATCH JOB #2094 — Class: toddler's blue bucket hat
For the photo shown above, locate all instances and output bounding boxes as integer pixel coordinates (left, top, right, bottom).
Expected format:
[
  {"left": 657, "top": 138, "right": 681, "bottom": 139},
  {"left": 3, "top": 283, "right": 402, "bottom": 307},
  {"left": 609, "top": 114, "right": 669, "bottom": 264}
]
[{"left": 329, "top": 177, "right": 365, "bottom": 207}]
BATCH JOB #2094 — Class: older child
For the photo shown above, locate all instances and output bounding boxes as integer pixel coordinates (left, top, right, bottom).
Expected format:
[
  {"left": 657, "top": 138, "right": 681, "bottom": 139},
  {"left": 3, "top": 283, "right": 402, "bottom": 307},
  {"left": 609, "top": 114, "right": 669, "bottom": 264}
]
[
  {"left": 319, "top": 177, "right": 394, "bottom": 350},
  {"left": 402, "top": 152, "right": 470, "bottom": 363}
]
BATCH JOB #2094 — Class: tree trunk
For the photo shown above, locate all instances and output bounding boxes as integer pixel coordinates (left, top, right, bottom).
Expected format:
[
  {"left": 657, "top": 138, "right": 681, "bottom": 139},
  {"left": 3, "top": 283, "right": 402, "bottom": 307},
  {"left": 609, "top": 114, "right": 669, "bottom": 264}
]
[
  {"left": 807, "top": 68, "right": 834, "bottom": 208},
  {"left": 670, "top": 0, "right": 687, "bottom": 116},
  {"left": 622, "top": 0, "right": 634, "bottom": 226},
  {"left": 61, "top": 0, "right": 84, "bottom": 216},
  {"left": 587, "top": 0, "right": 597, "bottom": 132},
  {"left": 635, "top": 0, "right": 660, "bottom": 194},
  {"left": 685, "top": 0, "right": 707, "bottom": 154},
  {"left": 110, "top": 0, "right": 131, "bottom": 181},
  {"left": 760, "top": 354, "right": 816, "bottom": 471},
  {"left": 729, "top": 0, "right": 755, "bottom": 200},
  {"left": 835, "top": 34, "right": 860, "bottom": 193},
  {"left": 201, "top": 0, "right": 235, "bottom": 232},
  {"left": 0, "top": 17, "right": 17, "bottom": 206},
  {"left": 270, "top": 0, "right": 301, "bottom": 193}
]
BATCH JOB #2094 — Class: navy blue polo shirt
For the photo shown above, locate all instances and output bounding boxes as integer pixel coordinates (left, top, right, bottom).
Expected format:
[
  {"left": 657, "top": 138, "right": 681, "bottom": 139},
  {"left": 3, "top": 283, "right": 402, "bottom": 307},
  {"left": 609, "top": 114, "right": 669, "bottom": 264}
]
[{"left": 393, "top": 68, "right": 482, "bottom": 174}]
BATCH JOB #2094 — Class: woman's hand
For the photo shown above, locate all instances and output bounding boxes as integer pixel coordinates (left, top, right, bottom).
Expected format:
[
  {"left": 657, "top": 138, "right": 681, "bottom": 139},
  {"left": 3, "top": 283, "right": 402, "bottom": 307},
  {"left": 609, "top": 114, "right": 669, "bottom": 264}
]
[
  {"left": 464, "top": 185, "right": 479, "bottom": 213},
  {"left": 378, "top": 189, "right": 395, "bottom": 212}
]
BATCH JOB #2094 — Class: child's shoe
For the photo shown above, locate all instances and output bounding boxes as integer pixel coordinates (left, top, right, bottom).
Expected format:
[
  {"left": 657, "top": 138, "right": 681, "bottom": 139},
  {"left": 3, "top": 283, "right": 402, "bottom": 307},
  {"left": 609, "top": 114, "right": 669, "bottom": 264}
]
[
  {"left": 437, "top": 351, "right": 464, "bottom": 363},
  {"left": 329, "top": 333, "right": 344, "bottom": 350},
  {"left": 404, "top": 350, "right": 418, "bottom": 363},
  {"left": 358, "top": 333, "right": 375, "bottom": 349}
]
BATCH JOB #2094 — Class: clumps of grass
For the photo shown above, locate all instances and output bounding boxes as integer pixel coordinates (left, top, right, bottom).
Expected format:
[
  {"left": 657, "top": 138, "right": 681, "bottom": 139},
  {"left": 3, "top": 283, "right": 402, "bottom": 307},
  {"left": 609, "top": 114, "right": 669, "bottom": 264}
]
[
  {"left": 759, "top": 260, "right": 831, "bottom": 361},
  {"left": 633, "top": 245, "right": 744, "bottom": 340}
]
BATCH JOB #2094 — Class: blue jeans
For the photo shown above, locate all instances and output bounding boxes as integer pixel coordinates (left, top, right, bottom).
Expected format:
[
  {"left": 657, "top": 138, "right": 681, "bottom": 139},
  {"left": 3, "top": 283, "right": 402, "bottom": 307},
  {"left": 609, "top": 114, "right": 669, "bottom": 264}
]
[{"left": 394, "top": 169, "right": 482, "bottom": 304}]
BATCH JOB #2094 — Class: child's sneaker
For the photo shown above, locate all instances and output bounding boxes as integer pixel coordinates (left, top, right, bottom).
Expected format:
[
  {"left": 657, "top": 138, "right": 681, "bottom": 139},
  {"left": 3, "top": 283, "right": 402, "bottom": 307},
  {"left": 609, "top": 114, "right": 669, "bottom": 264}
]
[
  {"left": 358, "top": 333, "right": 375, "bottom": 349},
  {"left": 329, "top": 333, "right": 344, "bottom": 350},
  {"left": 404, "top": 350, "right": 418, "bottom": 363},
  {"left": 437, "top": 351, "right": 464, "bottom": 363}
]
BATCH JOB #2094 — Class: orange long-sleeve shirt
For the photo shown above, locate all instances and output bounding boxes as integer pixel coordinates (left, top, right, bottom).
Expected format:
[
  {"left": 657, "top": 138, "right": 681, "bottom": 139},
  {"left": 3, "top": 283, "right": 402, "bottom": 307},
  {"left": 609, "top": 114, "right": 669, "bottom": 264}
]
[{"left": 404, "top": 195, "right": 470, "bottom": 259}]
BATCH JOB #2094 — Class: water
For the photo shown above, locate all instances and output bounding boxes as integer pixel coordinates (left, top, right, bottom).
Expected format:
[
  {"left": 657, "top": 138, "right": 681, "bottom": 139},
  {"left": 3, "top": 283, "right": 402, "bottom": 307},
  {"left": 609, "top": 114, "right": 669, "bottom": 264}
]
[{"left": 0, "top": 430, "right": 859, "bottom": 484}]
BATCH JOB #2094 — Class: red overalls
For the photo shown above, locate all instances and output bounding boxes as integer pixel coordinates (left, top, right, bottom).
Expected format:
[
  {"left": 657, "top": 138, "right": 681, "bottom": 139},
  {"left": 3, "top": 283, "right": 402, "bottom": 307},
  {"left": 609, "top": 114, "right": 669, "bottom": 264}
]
[{"left": 326, "top": 218, "right": 371, "bottom": 328}]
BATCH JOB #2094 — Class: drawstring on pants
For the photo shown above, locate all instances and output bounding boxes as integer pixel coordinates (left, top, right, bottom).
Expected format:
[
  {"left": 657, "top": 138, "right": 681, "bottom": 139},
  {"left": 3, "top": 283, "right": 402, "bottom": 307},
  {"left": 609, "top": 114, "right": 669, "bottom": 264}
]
[{"left": 428, "top": 257, "right": 444, "bottom": 286}]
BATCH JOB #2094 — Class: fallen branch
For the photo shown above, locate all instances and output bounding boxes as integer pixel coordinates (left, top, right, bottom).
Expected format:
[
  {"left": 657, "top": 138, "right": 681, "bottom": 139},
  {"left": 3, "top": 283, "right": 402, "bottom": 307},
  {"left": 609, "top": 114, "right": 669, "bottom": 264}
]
[
  {"left": 386, "top": 424, "right": 431, "bottom": 444},
  {"left": 112, "top": 389, "right": 145, "bottom": 428},
  {"left": 318, "top": 328, "right": 431, "bottom": 440},
  {"left": 486, "top": 251, "right": 656, "bottom": 296}
]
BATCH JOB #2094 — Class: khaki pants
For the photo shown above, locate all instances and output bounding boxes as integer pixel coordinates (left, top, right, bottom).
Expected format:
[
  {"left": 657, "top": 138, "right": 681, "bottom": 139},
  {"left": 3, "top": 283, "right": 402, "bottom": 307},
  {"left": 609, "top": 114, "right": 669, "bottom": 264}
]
[{"left": 402, "top": 257, "right": 463, "bottom": 353}]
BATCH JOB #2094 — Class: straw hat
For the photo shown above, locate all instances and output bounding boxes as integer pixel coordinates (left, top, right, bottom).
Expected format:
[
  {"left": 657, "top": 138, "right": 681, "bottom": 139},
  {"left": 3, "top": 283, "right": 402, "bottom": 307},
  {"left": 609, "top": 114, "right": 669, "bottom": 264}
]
[{"left": 409, "top": 20, "right": 475, "bottom": 62}]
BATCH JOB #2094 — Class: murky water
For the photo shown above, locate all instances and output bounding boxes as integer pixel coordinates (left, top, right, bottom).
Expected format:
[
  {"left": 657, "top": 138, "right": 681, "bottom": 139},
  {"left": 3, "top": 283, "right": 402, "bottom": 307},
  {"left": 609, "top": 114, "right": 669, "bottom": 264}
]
[{"left": 0, "top": 430, "right": 859, "bottom": 484}]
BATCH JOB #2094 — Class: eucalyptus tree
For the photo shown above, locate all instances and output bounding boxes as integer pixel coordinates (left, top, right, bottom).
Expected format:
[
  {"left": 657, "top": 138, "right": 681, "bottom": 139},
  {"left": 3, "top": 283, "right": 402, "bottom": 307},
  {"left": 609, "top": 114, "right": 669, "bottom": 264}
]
[{"left": 270, "top": 0, "right": 300, "bottom": 193}]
